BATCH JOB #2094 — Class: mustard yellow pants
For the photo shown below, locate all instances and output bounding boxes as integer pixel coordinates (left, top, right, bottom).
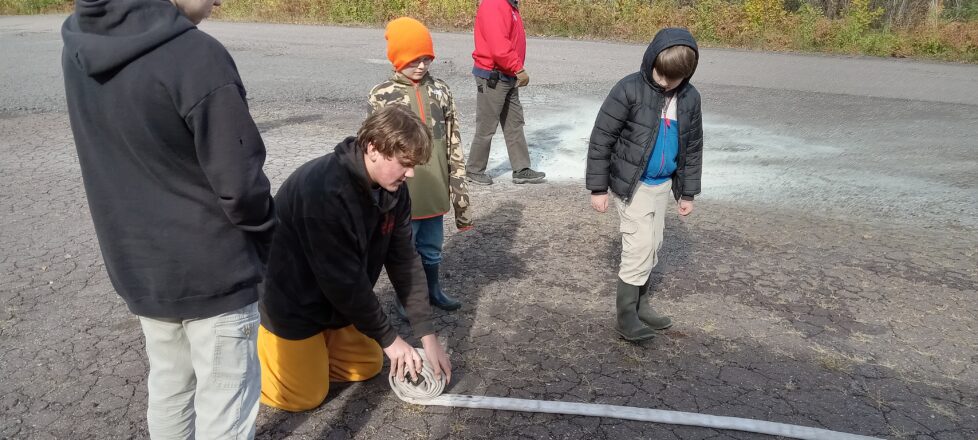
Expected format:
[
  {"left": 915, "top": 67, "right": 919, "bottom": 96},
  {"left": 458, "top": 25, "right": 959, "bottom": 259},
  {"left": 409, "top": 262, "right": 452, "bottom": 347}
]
[{"left": 257, "top": 325, "right": 383, "bottom": 412}]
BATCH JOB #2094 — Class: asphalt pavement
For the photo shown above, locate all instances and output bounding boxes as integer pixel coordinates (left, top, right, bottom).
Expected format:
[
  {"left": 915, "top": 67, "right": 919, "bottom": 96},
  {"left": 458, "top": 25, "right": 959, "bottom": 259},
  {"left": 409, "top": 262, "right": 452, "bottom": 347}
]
[{"left": 1, "top": 14, "right": 976, "bottom": 439}]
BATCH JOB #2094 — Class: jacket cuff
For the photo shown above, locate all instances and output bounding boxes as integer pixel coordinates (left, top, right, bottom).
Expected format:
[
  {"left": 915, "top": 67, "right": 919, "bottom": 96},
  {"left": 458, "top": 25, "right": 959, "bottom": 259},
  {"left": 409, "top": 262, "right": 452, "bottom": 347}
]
[
  {"left": 376, "top": 325, "right": 398, "bottom": 349},
  {"left": 410, "top": 319, "right": 436, "bottom": 341},
  {"left": 591, "top": 190, "right": 608, "bottom": 195},
  {"left": 680, "top": 195, "right": 694, "bottom": 201}
]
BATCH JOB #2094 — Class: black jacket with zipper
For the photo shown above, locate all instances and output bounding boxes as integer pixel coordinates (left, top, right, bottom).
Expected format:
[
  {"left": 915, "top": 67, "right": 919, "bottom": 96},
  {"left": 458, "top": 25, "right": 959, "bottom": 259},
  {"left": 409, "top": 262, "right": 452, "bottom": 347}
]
[
  {"left": 61, "top": 0, "right": 275, "bottom": 319},
  {"left": 586, "top": 28, "right": 703, "bottom": 202},
  {"left": 259, "top": 138, "right": 434, "bottom": 347}
]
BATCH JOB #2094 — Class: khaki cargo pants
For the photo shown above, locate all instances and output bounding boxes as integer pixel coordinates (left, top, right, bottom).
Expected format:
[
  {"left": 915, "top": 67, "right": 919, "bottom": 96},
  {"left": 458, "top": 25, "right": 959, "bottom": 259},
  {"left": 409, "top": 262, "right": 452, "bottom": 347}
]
[{"left": 615, "top": 180, "right": 674, "bottom": 286}]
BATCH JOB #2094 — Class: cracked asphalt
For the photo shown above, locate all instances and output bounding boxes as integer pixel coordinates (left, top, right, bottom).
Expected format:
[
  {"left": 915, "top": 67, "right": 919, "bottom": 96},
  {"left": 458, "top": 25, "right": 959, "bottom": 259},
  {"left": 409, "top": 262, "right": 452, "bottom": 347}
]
[{"left": 2, "top": 15, "right": 977, "bottom": 440}]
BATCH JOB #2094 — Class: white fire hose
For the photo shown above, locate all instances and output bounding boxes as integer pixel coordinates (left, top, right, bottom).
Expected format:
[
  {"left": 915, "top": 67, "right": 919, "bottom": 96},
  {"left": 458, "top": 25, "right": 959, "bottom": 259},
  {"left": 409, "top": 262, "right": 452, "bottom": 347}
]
[{"left": 390, "top": 349, "right": 881, "bottom": 440}]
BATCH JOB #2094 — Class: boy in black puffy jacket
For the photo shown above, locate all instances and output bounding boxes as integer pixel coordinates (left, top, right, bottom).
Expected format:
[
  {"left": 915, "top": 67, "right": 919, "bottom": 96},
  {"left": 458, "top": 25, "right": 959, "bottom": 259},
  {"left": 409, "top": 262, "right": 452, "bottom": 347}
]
[{"left": 585, "top": 28, "right": 704, "bottom": 342}]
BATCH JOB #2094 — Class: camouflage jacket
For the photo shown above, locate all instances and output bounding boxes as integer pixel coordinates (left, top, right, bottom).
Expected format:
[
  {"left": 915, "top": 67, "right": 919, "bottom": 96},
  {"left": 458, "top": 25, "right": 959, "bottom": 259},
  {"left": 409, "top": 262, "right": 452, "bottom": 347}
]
[{"left": 368, "top": 72, "right": 472, "bottom": 230}]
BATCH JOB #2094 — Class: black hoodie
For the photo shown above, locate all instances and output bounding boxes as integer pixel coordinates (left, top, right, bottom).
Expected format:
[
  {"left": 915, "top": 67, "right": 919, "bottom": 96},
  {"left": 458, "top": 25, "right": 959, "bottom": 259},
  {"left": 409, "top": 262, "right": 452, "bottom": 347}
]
[
  {"left": 586, "top": 28, "right": 704, "bottom": 203},
  {"left": 62, "top": 0, "right": 275, "bottom": 319},
  {"left": 259, "top": 138, "right": 434, "bottom": 347}
]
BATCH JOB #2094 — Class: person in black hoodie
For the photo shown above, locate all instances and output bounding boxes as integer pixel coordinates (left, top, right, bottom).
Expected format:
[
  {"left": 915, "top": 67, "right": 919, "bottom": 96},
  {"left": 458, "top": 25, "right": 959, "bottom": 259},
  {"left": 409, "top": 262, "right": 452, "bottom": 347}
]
[
  {"left": 258, "top": 105, "right": 453, "bottom": 412},
  {"left": 586, "top": 28, "right": 704, "bottom": 342},
  {"left": 61, "top": 0, "right": 274, "bottom": 437}
]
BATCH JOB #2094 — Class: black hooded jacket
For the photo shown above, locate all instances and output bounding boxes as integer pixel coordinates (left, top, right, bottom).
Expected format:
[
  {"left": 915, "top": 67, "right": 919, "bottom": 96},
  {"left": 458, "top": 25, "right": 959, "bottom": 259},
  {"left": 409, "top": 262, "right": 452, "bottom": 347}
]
[
  {"left": 61, "top": 0, "right": 275, "bottom": 318},
  {"left": 586, "top": 28, "right": 703, "bottom": 202},
  {"left": 259, "top": 138, "right": 434, "bottom": 347}
]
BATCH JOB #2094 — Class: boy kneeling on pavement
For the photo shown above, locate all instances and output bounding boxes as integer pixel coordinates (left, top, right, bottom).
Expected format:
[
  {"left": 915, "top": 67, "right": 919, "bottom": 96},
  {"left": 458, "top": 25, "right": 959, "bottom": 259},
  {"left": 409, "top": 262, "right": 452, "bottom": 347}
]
[{"left": 258, "top": 105, "right": 452, "bottom": 411}]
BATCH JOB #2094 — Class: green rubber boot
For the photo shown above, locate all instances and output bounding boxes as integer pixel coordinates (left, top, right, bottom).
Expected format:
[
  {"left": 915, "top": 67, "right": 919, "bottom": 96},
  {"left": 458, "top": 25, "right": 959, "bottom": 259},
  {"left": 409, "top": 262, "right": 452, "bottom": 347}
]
[
  {"left": 637, "top": 280, "right": 672, "bottom": 330},
  {"left": 616, "top": 279, "right": 656, "bottom": 342}
]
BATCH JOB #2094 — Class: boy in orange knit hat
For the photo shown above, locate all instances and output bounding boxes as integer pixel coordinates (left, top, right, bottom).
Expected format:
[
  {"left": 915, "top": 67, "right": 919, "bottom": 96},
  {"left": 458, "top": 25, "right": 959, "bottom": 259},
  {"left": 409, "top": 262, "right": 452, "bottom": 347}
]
[{"left": 369, "top": 17, "right": 473, "bottom": 318}]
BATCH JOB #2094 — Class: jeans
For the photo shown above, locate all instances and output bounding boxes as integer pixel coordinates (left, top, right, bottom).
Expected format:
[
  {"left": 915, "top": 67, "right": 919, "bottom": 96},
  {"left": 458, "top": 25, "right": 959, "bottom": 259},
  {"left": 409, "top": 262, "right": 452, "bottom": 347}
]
[
  {"left": 138, "top": 302, "right": 261, "bottom": 440},
  {"left": 411, "top": 216, "right": 445, "bottom": 265}
]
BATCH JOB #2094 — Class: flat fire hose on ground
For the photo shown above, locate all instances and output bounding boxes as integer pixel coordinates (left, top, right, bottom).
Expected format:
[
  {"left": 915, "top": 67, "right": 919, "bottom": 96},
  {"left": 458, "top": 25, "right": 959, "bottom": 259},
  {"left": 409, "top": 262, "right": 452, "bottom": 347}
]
[{"left": 389, "top": 349, "right": 882, "bottom": 440}]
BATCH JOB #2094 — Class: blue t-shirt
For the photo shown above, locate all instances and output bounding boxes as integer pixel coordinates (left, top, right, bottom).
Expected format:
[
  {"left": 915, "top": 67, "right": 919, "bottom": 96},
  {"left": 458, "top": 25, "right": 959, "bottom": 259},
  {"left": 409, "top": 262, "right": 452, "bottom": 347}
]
[{"left": 642, "top": 96, "right": 679, "bottom": 185}]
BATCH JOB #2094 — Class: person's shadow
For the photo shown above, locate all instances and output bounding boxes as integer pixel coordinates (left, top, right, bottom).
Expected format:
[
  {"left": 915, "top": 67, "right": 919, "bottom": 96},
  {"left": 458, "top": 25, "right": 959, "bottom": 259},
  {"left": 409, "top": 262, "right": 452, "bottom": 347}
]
[
  {"left": 392, "top": 199, "right": 529, "bottom": 366},
  {"left": 647, "top": 214, "right": 695, "bottom": 298},
  {"left": 372, "top": 200, "right": 529, "bottom": 435},
  {"left": 443, "top": 199, "right": 528, "bottom": 294},
  {"left": 425, "top": 200, "right": 530, "bottom": 435}
]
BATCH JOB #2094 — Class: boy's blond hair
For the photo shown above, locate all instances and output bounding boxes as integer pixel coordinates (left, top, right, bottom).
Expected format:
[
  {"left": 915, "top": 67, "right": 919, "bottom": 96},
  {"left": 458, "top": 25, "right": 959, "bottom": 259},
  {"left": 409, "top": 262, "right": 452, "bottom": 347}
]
[
  {"left": 358, "top": 105, "right": 433, "bottom": 166},
  {"left": 655, "top": 45, "right": 697, "bottom": 80}
]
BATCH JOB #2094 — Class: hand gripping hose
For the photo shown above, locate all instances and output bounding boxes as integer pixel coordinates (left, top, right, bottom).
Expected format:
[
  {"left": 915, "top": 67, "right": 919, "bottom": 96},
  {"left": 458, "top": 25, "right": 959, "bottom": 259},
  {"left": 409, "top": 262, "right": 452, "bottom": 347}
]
[{"left": 390, "top": 349, "right": 881, "bottom": 440}]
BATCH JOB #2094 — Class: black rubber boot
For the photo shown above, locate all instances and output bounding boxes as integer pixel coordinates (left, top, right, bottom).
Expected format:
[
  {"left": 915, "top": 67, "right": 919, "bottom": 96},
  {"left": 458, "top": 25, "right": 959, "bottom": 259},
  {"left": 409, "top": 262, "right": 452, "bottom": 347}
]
[
  {"left": 424, "top": 263, "right": 461, "bottom": 311},
  {"left": 637, "top": 281, "right": 672, "bottom": 330},
  {"left": 616, "top": 278, "right": 656, "bottom": 342}
]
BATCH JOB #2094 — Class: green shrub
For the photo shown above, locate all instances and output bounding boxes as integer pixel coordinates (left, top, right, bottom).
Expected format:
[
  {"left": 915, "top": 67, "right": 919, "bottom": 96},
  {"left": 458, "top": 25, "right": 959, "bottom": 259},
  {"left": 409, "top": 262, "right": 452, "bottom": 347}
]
[
  {"left": 857, "top": 30, "right": 901, "bottom": 55},
  {"left": 795, "top": 2, "right": 823, "bottom": 48},
  {"left": 942, "top": 0, "right": 978, "bottom": 21},
  {"left": 744, "top": 0, "right": 786, "bottom": 29},
  {"left": 913, "top": 35, "right": 951, "bottom": 55},
  {"left": 693, "top": 0, "right": 725, "bottom": 41},
  {"left": 0, "top": 0, "right": 69, "bottom": 14},
  {"left": 846, "top": 0, "right": 885, "bottom": 33},
  {"left": 831, "top": 0, "right": 885, "bottom": 49},
  {"left": 327, "top": 1, "right": 377, "bottom": 23}
]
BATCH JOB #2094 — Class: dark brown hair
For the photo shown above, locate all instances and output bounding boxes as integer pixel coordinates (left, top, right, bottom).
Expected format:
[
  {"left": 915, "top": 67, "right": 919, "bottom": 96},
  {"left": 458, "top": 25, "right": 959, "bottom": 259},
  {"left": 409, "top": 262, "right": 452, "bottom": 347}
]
[
  {"left": 655, "top": 45, "right": 697, "bottom": 81},
  {"left": 358, "top": 105, "right": 432, "bottom": 166}
]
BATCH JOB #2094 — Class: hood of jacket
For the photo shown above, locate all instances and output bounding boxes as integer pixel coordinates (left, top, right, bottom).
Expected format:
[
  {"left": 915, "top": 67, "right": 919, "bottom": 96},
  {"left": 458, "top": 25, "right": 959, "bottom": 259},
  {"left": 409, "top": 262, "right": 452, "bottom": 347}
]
[
  {"left": 335, "top": 136, "right": 401, "bottom": 214},
  {"left": 639, "top": 28, "right": 699, "bottom": 94},
  {"left": 61, "top": 0, "right": 195, "bottom": 77}
]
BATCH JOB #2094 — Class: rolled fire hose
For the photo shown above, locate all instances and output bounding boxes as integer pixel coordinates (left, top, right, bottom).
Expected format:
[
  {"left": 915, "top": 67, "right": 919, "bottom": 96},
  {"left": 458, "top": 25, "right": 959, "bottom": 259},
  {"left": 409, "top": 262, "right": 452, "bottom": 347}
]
[{"left": 390, "top": 349, "right": 881, "bottom": 440}]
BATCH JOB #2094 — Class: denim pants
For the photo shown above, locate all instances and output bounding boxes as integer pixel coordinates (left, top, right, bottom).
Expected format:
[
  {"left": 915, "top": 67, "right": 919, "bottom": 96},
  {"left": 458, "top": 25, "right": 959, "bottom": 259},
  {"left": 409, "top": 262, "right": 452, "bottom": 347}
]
[
  {"left": 411, "top": 216, "right": 445, "bottom": 265},
  {"left": 138, "top": 302, "right": 261, "bottom": 440}
]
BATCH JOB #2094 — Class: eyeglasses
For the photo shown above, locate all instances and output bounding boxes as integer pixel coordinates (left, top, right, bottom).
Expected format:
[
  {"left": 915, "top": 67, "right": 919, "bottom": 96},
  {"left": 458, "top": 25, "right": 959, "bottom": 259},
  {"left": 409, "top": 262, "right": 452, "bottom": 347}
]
[{"left": 407, "top": 57, "right": 434, "bottom": 67}]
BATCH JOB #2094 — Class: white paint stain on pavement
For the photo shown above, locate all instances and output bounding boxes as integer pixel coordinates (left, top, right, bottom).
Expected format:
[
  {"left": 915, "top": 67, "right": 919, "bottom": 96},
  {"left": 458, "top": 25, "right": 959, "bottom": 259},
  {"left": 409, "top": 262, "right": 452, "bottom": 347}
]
[{"left": 474, "top": 101, "right": 976, "bottom": 229}]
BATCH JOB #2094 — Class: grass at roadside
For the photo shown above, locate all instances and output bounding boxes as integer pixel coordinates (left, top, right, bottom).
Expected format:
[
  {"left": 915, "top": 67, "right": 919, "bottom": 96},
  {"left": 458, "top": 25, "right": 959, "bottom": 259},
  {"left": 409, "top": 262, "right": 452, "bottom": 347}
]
[
  {"left": 0, "top": 0, "right": 69, "bottom": 15},
  {"left": 4, "top": 0, "right": 976, "bottom": 63}
]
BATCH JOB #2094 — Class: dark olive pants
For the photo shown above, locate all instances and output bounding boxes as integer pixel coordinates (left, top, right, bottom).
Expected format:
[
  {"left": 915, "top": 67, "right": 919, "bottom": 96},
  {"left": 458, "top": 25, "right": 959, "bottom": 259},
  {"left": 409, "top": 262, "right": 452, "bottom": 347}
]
[{"left": 466, "top": 77, "right": 531, "bottom": 174}]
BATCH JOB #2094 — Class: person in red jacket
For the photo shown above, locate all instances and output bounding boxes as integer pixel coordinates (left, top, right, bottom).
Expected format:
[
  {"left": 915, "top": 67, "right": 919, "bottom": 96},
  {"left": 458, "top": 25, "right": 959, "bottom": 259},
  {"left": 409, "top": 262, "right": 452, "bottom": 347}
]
[{"left": 465, "top": 0, "right": 546, "bottom": 185}]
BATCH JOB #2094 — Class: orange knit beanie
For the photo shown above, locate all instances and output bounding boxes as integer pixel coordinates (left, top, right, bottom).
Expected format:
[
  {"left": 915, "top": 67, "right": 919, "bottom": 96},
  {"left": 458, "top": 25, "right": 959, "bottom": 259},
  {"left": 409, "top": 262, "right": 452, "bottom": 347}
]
[{"left": 385, "top": 17, "right": 435, "bottom": 71}]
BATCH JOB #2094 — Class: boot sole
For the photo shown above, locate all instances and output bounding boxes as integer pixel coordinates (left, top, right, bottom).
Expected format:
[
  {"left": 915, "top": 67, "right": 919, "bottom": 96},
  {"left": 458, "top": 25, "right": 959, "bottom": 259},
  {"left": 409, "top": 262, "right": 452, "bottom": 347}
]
[
  {"left": 431, "top": 302, "right": 462, "bottom": 311},
  {"left": 615, "top": 327, "right": 656, "bottom": 342},
  {"left": 513, "top": 177, "right": 546, "bottom": 184},
  {"left": 641, "top": 320, "right": 673, "bottom": 330}
]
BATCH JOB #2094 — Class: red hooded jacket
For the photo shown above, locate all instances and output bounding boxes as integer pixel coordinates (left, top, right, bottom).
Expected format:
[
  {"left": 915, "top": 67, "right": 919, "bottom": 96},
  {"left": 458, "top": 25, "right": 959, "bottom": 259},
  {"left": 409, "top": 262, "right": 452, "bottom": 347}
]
[{"left": 472, "top": 0, "right": 526, "bottom": 76}]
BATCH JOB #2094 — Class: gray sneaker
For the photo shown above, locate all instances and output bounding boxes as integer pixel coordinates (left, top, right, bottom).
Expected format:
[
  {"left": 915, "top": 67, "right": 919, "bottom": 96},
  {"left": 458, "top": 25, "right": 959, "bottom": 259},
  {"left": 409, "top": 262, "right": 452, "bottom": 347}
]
[
  {"left": 466, "top": 172, "right": 493, "bottom": 186},
  {"left": 512, "top": 168, "right": 546, "bottom": 184}
]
